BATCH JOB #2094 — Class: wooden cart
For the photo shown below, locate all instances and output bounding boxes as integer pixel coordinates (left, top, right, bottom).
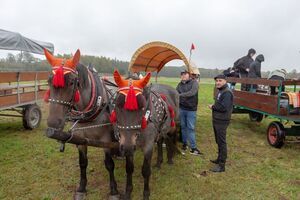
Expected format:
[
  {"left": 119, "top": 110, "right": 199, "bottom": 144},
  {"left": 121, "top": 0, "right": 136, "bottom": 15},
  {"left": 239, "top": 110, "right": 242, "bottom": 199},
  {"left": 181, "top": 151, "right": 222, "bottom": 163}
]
[
  {"left": 227, "top": 77, "right": 300, "bottom": 148},
  {"left": 0, "top": 71, "right": 49, "bottom": 129}
]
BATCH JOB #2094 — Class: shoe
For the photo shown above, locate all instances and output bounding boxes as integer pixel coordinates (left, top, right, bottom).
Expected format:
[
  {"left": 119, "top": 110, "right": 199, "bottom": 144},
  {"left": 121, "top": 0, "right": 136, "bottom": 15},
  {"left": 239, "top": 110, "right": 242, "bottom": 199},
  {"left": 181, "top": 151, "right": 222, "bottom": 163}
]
[
  {"left": 182, "top": 144, "right": 188, "bottom": 151},
  {"left": 189, "top": 148, "right": 203, "bottom": 156},
  {"left": 210, "top": 163, "right": 225, "bottom": 173},
  {"left": 210, "top": 159, "right": 220, "bottom": 164}
]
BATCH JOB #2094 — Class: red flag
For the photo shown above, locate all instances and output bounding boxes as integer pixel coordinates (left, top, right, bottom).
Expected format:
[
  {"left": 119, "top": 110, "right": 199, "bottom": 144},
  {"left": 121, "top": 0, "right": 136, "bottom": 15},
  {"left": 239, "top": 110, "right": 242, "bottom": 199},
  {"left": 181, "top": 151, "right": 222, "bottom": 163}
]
[{"left": 191, "top": 43, "right": 195, "bottom": 51}]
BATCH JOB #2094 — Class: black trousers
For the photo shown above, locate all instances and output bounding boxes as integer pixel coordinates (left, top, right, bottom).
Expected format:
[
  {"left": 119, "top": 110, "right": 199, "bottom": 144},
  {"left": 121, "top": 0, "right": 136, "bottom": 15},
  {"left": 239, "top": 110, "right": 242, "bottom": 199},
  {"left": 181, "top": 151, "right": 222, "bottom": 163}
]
[{"left": 213, "top": 120, "right": 229, "bottom": 163}]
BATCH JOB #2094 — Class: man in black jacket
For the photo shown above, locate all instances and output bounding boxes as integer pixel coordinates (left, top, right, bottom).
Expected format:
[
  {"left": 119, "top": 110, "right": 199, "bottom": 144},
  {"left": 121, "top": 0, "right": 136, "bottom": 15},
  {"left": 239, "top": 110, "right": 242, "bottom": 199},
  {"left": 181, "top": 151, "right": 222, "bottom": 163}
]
[
  {"left": 208, "top": 74, "right": 233, "bottom": 172},
  {"left": 233, "top": 48, "right": 256, "bottom": 90},
  {"left": 248, "top": 54, "right": 264, "bottom": 90},
  {"left": 176, "top": 70, "right": 202, "bottom": 155}
]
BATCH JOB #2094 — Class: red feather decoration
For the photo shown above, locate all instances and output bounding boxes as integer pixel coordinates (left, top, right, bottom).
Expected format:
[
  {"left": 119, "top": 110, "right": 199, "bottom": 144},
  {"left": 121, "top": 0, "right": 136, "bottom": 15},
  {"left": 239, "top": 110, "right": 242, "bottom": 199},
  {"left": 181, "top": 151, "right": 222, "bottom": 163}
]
[
  {"left": 109, "top": 110, "right": 117, "bottom": 123},
  {"left": 124, "top": 85, "right": 138, "bottom": 110},
  {"left": 44, "top": 89, "right": 50, "bottom": 103},
  {"left": 53, "top": 66, "right": 65, "bottom": 88},
  {"left": 171, "top": 119, "right": 175, "bottom": 127},
  {"left": 141, "top": 116, "right": 147, "bottom": 129},
  {"left": 74, "top": 90, "right": 80, "bottom": 103}
]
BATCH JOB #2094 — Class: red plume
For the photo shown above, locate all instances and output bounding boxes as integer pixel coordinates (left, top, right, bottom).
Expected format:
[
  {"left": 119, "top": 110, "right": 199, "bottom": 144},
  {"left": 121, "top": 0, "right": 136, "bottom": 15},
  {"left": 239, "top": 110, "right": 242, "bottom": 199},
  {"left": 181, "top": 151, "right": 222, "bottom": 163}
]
[
  {"left": 141, "top": 116, "right": 147, "bottom": 129},
  {"left": 170, "top": 119, "right": 175, "bottom": 127},
  {"left": 53, "top": 66, "right": 65, "bottom": 88},
  {"left": 110, "top": 110, "right": 117, "bottom": 123},
  {"left": 44, "top": 89, "right": 50, "bottom": 103},
  {"left": 124, "top": 85, "right": 138, "bottom": 110},
  {"left": 74, "top": 90, "right": 80, "bottom": 103}
]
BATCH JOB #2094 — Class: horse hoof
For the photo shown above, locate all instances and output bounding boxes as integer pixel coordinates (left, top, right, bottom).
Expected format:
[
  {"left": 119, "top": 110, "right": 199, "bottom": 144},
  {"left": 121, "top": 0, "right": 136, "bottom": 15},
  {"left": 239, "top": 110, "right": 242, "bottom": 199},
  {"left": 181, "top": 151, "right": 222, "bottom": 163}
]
[
  {"left": 108, "top": 194, "right": 120, "bottom": 200},
  {"left": 74, "top": 192, "right": 86, "bottom": 200}
]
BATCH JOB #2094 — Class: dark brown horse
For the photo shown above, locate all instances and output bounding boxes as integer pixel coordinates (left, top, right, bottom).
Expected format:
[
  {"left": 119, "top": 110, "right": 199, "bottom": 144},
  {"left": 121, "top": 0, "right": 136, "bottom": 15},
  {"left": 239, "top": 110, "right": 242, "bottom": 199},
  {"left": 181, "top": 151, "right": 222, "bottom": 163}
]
[
  {"left": 110, "top": 70, "right": 179, "bottom": 200},
  {"left": 44, "top": 49, "right": 120, "bottom": 200}
]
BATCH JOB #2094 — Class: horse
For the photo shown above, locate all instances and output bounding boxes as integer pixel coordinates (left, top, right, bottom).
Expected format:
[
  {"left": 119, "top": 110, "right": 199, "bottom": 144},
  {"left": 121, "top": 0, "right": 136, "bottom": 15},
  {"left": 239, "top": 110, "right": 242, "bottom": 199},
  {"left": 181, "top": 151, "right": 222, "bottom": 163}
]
[
  {"left": 109, "top": 70, "right": 179, "bottom": 200},
  {"left": 44, "top": 49, "right": 120, "bottom": 200}
]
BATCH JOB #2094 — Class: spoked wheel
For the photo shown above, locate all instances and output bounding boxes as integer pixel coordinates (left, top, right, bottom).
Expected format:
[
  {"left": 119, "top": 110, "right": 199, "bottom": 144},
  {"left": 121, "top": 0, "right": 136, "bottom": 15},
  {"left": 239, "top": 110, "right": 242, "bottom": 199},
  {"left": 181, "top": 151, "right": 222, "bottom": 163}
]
[
  {"left": 249, "top": 111, "right": 264, "bottom": 122},
  {"left": 267, "top": 121, "right": 285, "bottom": 148},
  {"left": 23, "top": 104, "right": 42, "bottom": 130}
]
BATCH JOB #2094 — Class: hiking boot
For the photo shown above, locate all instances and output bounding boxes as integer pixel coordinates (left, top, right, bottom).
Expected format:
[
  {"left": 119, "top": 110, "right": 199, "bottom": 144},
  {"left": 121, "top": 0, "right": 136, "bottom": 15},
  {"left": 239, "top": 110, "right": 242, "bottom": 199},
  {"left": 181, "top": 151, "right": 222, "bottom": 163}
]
[
  {"left": 210, "top": 163, "right": 225, "bottom": 173},
  {"left": 189, "top": 148, "right": 203, "bottom": 156},
  {"left": 210, "top": 159, "right": 220, "bottom": 164}
]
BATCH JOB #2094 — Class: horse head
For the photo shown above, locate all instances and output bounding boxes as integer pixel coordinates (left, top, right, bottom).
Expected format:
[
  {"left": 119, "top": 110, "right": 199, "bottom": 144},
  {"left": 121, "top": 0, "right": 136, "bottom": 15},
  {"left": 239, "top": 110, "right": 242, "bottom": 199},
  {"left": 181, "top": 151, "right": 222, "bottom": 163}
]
[
  {"left": 44, "top": 49, "right": 81, "bottom": 130},
  {"left": 112, "top": 70, "right": 151, "bottom": 155}
]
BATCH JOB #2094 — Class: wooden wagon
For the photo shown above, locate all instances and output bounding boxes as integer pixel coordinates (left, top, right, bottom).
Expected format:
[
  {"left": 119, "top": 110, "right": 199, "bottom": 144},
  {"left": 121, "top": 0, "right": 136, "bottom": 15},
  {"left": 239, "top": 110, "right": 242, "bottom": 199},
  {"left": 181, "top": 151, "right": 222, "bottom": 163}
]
[
  {"left": 227, "top": 77, "right": 300, "bottom": 148},
  {"left": 0, "top": 71, "right": 49, "bottom": 129},
  {"left": 0, "top": 29, "right": 54, "bottom": 129}
]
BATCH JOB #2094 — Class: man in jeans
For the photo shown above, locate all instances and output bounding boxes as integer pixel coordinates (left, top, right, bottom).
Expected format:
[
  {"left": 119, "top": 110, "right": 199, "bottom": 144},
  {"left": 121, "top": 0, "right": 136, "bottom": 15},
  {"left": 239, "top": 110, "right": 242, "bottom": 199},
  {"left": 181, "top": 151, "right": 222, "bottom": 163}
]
[
  {"left": 209, "top": 74, "right": 233, "bottom": 172},
  {"left": 176, "top": 70, "right": 202, "bottom": 155}
]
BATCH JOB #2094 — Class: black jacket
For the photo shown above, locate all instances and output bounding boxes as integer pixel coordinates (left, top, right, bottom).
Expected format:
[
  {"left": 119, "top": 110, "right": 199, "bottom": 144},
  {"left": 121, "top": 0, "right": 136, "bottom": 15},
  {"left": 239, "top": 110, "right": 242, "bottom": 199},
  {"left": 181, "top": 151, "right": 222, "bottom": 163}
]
[
  {"left": 212, "top": 84, "right": 233, "bottom": 122},
  {"left": 248, "top": 54, "right": 264, "bottom": 78},
  {"left": 233, "top": 53, "right": 254, "bottom": 77},
  {"left": 176, "top": 79, "right": 199, "bottom": 111}
]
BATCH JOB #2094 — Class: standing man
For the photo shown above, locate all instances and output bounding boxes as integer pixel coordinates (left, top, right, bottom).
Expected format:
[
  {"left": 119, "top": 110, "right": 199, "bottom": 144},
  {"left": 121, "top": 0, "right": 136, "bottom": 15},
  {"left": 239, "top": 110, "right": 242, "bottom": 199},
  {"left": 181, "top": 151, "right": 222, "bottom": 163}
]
[
  {"left": 233, "top": 48, "right": 256, "bottom": 90},
  {"left": 176, "top": 70, "right": 202, "bottom": 155},
  {"left": 248, "top": 54, "right": 265, "bottom": 91},
  {"left": 209, "top": 75, "right": 233, "bottom": 172}
]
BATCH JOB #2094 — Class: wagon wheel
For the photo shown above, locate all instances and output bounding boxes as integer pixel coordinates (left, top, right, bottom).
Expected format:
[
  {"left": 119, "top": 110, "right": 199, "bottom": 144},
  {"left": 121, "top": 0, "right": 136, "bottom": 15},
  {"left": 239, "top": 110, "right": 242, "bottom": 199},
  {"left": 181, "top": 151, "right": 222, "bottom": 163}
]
[
  {"left": 267, "top": 121, "right": 285, "bottom": 148},
  {"left": 23, "top": 104, "right": 42, "bottom": 130},
  {"left": 249, "top": 111, "right": 264, "bottom": 122}
]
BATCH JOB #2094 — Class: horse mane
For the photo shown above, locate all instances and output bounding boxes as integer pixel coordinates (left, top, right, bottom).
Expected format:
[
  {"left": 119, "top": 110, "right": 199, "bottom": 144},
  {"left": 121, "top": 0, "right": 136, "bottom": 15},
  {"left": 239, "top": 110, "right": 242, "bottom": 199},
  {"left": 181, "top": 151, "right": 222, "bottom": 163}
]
[{"left": 76, "top": 63, "right": 89, "bottom": 88}]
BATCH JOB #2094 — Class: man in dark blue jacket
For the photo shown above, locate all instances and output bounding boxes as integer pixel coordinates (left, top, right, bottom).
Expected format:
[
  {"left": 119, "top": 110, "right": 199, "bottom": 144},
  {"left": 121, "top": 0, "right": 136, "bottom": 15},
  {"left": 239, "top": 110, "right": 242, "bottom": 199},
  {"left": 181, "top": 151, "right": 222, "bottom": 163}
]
[
  {"left": 209, "top": 74, "right": 233, "bottom": 172},
  {"left": 176, "top": 70, "right": 202, "bottom": 156}
]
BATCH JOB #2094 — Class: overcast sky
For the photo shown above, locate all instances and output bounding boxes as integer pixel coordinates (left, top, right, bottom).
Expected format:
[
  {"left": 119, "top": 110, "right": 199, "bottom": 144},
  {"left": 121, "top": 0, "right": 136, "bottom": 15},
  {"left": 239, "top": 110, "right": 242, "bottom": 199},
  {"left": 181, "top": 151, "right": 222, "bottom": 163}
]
[{"left": 1, "top": 0, "right": 300, "bottom": 71}]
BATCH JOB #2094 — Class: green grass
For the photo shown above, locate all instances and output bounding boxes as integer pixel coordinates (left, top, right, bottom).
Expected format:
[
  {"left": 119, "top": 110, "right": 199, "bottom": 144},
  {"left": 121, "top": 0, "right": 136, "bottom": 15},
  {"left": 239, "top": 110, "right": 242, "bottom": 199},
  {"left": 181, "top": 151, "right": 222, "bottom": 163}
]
[{"left": 0, "top": 78, "right": 299, "bottom": 200}]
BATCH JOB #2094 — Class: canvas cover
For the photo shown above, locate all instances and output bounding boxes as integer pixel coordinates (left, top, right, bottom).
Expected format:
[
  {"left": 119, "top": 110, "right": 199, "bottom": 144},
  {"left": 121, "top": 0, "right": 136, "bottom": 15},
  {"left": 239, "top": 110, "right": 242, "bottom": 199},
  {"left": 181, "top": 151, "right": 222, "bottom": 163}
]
[
  {"left": 0, "top": 29, "right": 54, "bottom": 54},
  {"left": 128, "top": 41, "right": 192, "bottom": 73}
]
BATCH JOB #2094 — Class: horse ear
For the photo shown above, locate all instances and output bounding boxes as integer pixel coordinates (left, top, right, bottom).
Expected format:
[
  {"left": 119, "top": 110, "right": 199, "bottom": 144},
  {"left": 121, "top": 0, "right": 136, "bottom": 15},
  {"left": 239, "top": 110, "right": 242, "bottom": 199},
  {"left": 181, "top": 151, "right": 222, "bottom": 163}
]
[
  {"left": 113, "top": 70, "right": 124, "bottom": 87},
  {"left": 44, "top": 48, "right": 55, "bottom": 66},
  {"left": 72, "top": 49, "right": 80, "bottom": 67},
  {"left": 139, "top": 72, "right": 151, "bottom": 88}
]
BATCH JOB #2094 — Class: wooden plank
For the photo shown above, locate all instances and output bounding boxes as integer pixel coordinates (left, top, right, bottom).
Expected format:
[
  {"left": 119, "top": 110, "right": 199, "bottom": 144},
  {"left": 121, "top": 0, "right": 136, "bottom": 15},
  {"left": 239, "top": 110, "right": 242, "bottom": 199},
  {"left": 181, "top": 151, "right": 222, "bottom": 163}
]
[
  {"left": 0, "top": 72, "right": 18, "bottom": 83},
  {"left": 0, "top": 90, "right": 46, "bottom": 108},
  {"left": 283, "top": 80, "right": 300, "bottom": 86},
  {"left": 233, "top": 90, "right": 278, "bottom": 105},
  {"left": 234, "top": 98, "right": 278, "bottom": 114},
  {"left": 227, "top": 77, "right": 281, "bottom": 87},
  {"left": 0, "top": 71, "right": 50, "bottom": 83}
]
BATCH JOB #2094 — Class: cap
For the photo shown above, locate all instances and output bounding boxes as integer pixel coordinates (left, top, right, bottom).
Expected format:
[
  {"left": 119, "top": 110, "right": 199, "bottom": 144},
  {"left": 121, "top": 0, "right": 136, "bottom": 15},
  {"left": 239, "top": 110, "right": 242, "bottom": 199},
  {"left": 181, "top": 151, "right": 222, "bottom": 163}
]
[
  {"left": 214, "top": 74, "right": 227, "bottom": 80},
  {"left": 180, "top": 69, "right": 189, "bottom": 74}
]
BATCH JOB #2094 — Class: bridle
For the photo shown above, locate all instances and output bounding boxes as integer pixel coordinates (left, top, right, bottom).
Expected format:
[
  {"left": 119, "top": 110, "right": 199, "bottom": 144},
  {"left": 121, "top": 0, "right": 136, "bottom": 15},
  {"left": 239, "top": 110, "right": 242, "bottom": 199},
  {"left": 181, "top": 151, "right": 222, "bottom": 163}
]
[{"left": 48, "top": 66, "right": 79, "bottom": 108}]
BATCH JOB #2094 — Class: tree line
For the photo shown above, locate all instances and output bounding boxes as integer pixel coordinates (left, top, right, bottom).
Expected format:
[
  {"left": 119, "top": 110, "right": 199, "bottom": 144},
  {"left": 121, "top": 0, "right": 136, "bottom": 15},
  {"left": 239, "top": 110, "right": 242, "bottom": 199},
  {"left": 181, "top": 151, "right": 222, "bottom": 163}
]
[{"left": 0, "top": 52, "right": 299, "bottom": 79}]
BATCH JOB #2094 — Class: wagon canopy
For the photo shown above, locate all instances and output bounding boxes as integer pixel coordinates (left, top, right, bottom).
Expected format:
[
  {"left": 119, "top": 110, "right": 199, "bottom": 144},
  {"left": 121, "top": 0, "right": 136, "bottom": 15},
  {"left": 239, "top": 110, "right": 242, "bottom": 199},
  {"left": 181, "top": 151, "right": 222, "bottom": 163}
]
[
  {"left": 0, "top": 29, "right": 54, "bottom": 54},
  {"left": 128, "top": 41, "right": 191, "bottom": 73}
]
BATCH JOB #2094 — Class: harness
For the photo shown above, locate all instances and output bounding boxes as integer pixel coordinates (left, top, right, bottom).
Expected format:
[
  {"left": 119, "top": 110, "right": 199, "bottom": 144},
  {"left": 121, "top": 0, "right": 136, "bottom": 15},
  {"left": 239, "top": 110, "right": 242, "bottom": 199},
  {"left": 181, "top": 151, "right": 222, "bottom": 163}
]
[{"left": 47, "top": 65, "right": 117, "bottom": 151}]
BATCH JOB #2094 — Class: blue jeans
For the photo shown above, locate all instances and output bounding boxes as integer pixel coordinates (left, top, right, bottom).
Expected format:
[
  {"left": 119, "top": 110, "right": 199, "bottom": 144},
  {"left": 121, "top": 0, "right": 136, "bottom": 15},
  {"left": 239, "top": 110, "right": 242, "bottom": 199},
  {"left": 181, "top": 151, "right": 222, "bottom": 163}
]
[{"left": 180, "top": 108, "right": 197, "bottom": 149}]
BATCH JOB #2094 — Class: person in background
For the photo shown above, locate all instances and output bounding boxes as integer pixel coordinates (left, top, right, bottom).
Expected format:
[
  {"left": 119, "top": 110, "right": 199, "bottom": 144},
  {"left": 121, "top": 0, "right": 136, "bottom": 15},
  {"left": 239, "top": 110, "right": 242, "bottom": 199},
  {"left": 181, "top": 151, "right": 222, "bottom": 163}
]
[
  {"left": 248, "top": 54, "right": 265, "bottom": 91},
  {"left": 190, "top": 67, "right": 200, "bottom": 82},
  {"left": 268, "top": 69, "right": 287, "bottom": 95},
  {"left": 208, "top": 74, "right": 233, "bottom": 172},
  {"left": 223, "top": 67, "right": 239, "bottom": 89},
  {"left": 176, "top": 70, "right": 202, "bottom": 156},
  {"left": 233, "top": 48, "right": 256, "bottom": 90}
]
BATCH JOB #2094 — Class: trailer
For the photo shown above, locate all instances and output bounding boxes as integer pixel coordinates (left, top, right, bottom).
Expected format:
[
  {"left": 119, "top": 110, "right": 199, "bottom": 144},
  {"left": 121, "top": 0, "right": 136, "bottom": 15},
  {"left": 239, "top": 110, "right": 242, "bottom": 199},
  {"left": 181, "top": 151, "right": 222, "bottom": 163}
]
[
  {"left": 227, "top": 77, "right": 300, "bottom": 148},
  {"left": 0, "top": 29, "right": 54, "bottom": 129},
  {"left": 0, "top": 71, "right": 49, "bottom": 129}
]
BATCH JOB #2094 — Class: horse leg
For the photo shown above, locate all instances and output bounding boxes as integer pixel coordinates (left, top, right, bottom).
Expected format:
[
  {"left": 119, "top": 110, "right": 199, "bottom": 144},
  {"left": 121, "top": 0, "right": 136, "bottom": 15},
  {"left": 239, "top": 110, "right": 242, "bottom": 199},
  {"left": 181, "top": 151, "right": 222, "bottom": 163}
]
[
  {"left": 74, "top": 145, "right": 88, "bottom": 200},
  {"left": 155, "top": 137, "right": 163, "bottom": 169},
  {"left": 142, "top": 149, "right": 153, "bottom": 200},
  {"left": 124, "top": 155, "right": 134, "bottom": 200},
  {"left": 104, "top": 151, "right": 119, "bottom": 197},
  {"left": 165, "top": 136, "right": 174, "bottom": 165}
]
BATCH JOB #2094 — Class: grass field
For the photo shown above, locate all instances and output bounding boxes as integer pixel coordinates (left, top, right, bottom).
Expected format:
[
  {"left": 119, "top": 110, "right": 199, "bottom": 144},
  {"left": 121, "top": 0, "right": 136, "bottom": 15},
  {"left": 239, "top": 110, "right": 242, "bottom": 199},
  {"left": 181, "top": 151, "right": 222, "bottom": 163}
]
[{"left": 0, "top": 77, "right": 299, "bottom": 200}]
